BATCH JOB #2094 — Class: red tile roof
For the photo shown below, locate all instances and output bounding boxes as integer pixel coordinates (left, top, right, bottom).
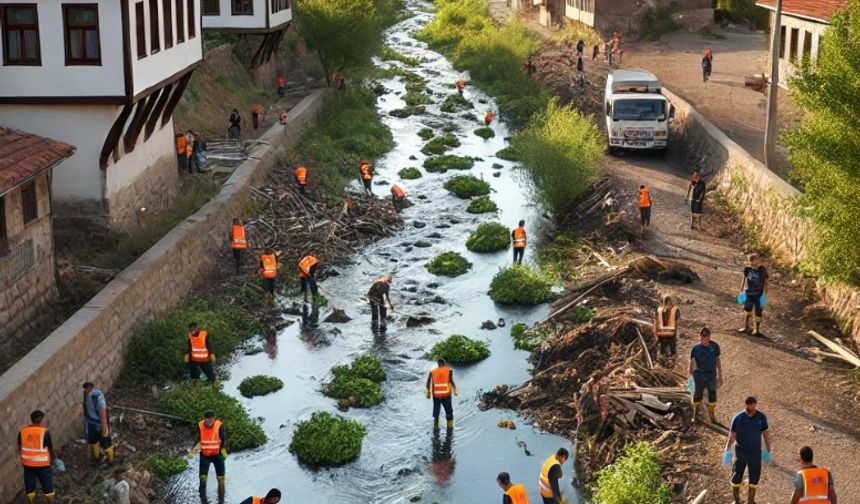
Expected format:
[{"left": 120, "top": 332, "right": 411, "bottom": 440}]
[
  {"left": 0, "top": 128, "right": 74, "bottom": 196},
  {"left": 756, "top": 0, "right": 849, "bottom": 23}
]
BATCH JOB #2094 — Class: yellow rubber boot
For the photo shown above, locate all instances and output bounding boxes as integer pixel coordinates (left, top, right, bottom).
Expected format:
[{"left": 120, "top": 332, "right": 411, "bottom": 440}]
[
  {"left": 193, "top": 379, "right": 202, "bottom": 388},
  {"left": 90, "top": 443, "right": 101, "bottom": 461},
  {"left": 707, "top": 403, "right": 717, "bottom": 424},
  {"left": 26, "top": 493, "right": 36, "bottom": 504},
  {"left": 212, "top": 380, "right": 221, "bottom": 390},
  {"left": 45, "top": 493, "right": 55, "bottom": 503},
  {"left": 692, "top": 402, "right": 702, "bottom": 423},
  {"left": 217, "top": 476, "right": 226, "bottom": 495},
  {"left": 446, "top": 419, "right": 453, "bottom": 430},
  {"left": 747, "top": 485, "right": 757, "bottom": 504},
  {"left": 731, "top": 484, "right": 741, "bottom": 504},
  {"left": 105, "top": 445, "right": 116, "bottom": 464},
  {"left": 753, "top": 317, "right": 762, "bottom": 336},
  {"left": 739, "top": 313, "right": 751, "bottom": 333}
]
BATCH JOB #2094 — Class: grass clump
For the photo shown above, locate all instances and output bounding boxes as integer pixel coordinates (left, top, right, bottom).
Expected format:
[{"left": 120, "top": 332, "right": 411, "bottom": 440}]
[
  {"left": 537, "top": 233, "right": 581, "bottom": 282},
  {"left": 424, "top": 155, "right": 474, "bottom": 173},
  {"left": 444, "top": 175, "right": 490, "bottom": 198},
  {"left": 161, "top": 385, "right": 267, "bottom": 451},
  {"left": 466, "top": 195, "right": 498, "bottom": 214},
  {"left": 418, "top": 128, "right": 435, "bottom": 140},
  {"left": 564, "top": 306, "right": 595, "bottom": 324},
  {"left": 238, "top": 375, "right": 284, "bottom": 398},
  {"left": 381, "top": 45, "right": 420, "bottom": 66},
  {"left": 590, "top": 442, "right": 672, "bottom": 504},
  {"left": 289, "top": 412, "right": 367, "bottom": 468},
  {"left": 389, "top": 106, "right": 425, "bottom": 118},
  {"left": 399, "top": 167, "right": 423, "bottom": 179},
  {"left": 323, "top": 355, "right": 387, "bottom": 408},
  {"left": 495, "top": 146, "right": 520, "bottom": 161},
  {"left": 144, "top": 455, "right": 188, "bottom": 479},
  {"left": 440, "top": 93, "right": 474, "bottom": 113},
  {"left": 489, "top": 265, "right": 554, "bottom": 305},
  {"left": 404, "top": 91, "right": 432, "bottom": 107},
  {"left": 430, "top": 334, "right": 490, "bottom": 363},
  {"left": 421, "top": 134, "right": 461, "bottom": 155},
  {"left": 426, "top": 251, "right": 472, "bottom": 277},
  {"left": 466, "top": 222, "right": 510, "bottom": 252},
  {"left": 474, "top": 127, "right": 496, "bottom": 139}
]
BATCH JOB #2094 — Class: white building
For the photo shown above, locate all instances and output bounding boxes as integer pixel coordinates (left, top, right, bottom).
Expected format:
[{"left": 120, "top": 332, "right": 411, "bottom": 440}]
[
  {"left": 756, "top": 0, "right": 848, "bottom": 88},
  {"left": 202, "top": 0, "right": 291, "bottom": 67},
  {"left": 0, "top": 0, "right": 203, "bottom": 233}
]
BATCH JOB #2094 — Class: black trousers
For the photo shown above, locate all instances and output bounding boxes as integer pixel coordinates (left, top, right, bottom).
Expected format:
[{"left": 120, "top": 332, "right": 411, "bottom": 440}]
[
  {"left": 432, "top": 396, "right": 453, "bottom": 420},
  {"left": 190, "top": 361, "right": 216, "bottom": 382},
  {"left": 731, "top": 449, "right": 762, "bottom": 486},
  {"left": 23, "top": 466, "right": 53, "bottom": 494},
  {"left": 693, "top": 372, "right": 717, "bottom": 403},
  {"left": 513, "top": 246, "right": 524, "bottom": 264},
  {"left": 232, "top": 249, "right": 242, "bottom": 272},
  {"left": 370, "top": 302, "right": 387, "bottom": 325},
  {"left": 658, "top": 336, "right": 676, "bottom": 357},
  {"left": 639, "top": 207, "right": 651, "bottom": 226}
]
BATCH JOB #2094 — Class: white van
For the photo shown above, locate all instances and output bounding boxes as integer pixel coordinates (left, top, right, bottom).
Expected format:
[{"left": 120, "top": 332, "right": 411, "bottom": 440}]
[{"left": 604, "top": 70, "right": 674, "bottom": 154}]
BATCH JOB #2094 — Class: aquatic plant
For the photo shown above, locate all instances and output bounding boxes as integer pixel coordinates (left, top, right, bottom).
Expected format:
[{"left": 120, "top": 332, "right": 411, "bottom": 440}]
[
  {"left": 398, "top": 167, "right": 423, "bottom": 179},
  {"left": 289, "top": 412, "right": 367, "bottom": 467},
  {"left": 323, "top": 355, "right": 387, "bottom": 408},
  {"left": 430, "top": 334, "right": 490, "bottom": 363},
  {"left": 466, "top": 222, "right": 510, "bottom": 252},
  {"left": 418, "top": 128, "right": 435, "bottom": 140},
  {"left": 238, "top": 375, "right": 284, "bottom": 398},
  {"left": 143, "top": 455, "right": 188, "bottom": 479},
  {"left": 489, "top": 265, "right": 554, "bottom": 305},
  {"left": 443, "top": 175, "right": 490, "bottom": 198},
  {"left": 466, "top": 195, "right": 498, "bottom": 214},
  {"left": 440, "top": 93, "right": 474, "bottom": 113},
  {"left": 426, "top": 251, "right": 472, "bottom": 277},
  {"left": 474, "top": 127, "right": 496, "bottom": 139},
  {"left": 421, "top": 134, "right": 461, "bottom": 155},
  {"left": 590, "top": 442, "right": 672, "bottom": 504},
  {"left": 424, "top": 155, "right": 474, "bottom": 173},
  {"left": 404, "top": 91, "right": 432, "bottom": 107}
]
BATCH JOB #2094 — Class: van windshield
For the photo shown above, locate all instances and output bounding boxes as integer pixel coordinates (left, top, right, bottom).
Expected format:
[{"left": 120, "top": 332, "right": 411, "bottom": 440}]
[{"left": 612, "top": 99, "right": 666, "bottom": 121}]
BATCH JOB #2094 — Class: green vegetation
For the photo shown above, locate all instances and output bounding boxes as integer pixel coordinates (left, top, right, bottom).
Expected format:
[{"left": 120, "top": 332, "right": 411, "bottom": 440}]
[
  {"left": 466, "top": 222, "right": 511, "bottom": 252},
  {"left": 404, "top": 91, "right": 432, "bottom": 107},
  {"left": 466, "top": 195, "right": 498, "bottom": 214},
  {"left": 440, "top": 94, "right": 474, "bottom": 113},
  {"left": 513, "top": 99, "right": 603, "bottom": 217},
  {"left": 143, "top": 455, "right": 188, "bottom": 479},
  {"left": 323, "top": 355, "right": 387, "bottom": 408},
  {"left": 444, "top": 175, "right": 491, "bottom": 198},
  {"left": 418, "top": 128, "right": 435, "bottom": 140},
  {"left": 398, "top": 167, "right": 423, "bottom": 179},
  {"left": 161, "top": 385, "right": 267, "bottom": 451},
  {"left": 489, "top": 265, "right": 554, "bottom": 305},
  {"left": 289, "top": 412, "right": 367, "bottom": 467},
  {"left": 640, "top": 6, "right": 681, "bottom": 41},
  {"left": 786, "top": 2, "right": 860, "bottom": 286},
  {"left": 474, "top": 127, "right": 496, "bottom": 139},
  {"left": 381, "top": 45, "right": 420, "bottom": 66},
  {"left": 537, "top": 233, "right": 581, "bottom": 282},
  {"left": 564, "top": 306, "right": 595, "bottom": 324},
  {"left": 510, "top": 322, "right": 534, "bottom": 350},
  {"left": 421, "top": 134, "right": 461, "bottom": 155},
  {"left": 430, "top": 334, "right": 490, "bottom": 363},
  {"left": 390, "top": 106, "right": 425, "bottom": 118},
  {"left": 424, "top": 155, "right": 474, "bottom": 173},
  {"left": 590, "top": 442, "right": 672, "bottom": 504},
  {"left": 124, "top": 296, "right": 260, "bottom": 382},
  {"left": 426, "top": 251, "right": 473, "bottom": 277},
  {"left": 238, "top": 375, "right": 284, "bottom": 398},
  {"left": 495, "top": 146, "right": 520, "bottom": 161},
  {"left": 714, "top": 0, "right": 770, "bottom": 29}
]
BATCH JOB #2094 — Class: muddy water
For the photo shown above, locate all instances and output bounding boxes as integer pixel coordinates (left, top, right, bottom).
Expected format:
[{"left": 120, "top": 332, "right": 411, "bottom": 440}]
[{"left": 167, "top": 4, "right": 580, "bottom": 503}]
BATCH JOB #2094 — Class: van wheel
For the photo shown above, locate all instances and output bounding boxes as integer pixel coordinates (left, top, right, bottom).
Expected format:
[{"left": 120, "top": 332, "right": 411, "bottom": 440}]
[{"left": 608, "top": 146, "right": 619, "bottom": 155}]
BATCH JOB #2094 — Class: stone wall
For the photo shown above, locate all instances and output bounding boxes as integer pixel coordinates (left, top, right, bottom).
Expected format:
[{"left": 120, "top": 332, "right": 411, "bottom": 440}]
[
  {"left": 592, "top": 0, "right": 712, "bottom": 37},
  {"left": 665, "top": 88, "right": 860, "bottom": 345},
  {"left": 0, "top": 88, "right": 329, "bottom": 504},
  {"left": 105, "top": 148, "right": 180, "bottom": 233}
]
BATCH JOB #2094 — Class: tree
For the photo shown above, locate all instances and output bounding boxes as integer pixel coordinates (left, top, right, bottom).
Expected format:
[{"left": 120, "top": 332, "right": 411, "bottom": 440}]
[
  {"left": 784, "top": 0, "right": 860, "bottom": 285},
  {"left": 295, "top": 0, "right": 384, "bottom": 85}
]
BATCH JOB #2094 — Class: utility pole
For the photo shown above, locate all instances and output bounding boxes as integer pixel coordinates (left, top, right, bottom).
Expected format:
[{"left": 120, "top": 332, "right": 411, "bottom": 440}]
[{"left": 764, "top": 0, "right": 783, "bottom": 170}]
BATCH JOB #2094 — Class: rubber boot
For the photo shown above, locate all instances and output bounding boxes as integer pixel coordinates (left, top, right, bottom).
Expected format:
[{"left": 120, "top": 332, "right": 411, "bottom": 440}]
[
  {"left": 753, "top": 318, "right": 761, "bottom": 337},
  {"left": 26, "top": 492, "right": 36, "bottom": 504},
  {"left": 732, "top": 486, "right": 742, "bottom": 504},
  {"left": 90, "top": 443, "right": 101, "bottom": 464},
  {"left": 217, "top": 476, "right": 226, "bottom": 496},
  {"left": 747, "top": 486, "right": 757, "bottom": 504},
  {"left": 433, "top": 417, "right": 439, "bottom": 430},
  {"left": 446, "top": 419, "right": 453, "bottom": 430},
  {"left": 707, "top": 403, "right": 717, "bottom": 424},
  {"left": 738, "top": 313, "right": 751, "bottom": 333},
  {"left": 105, "top": 445, "right": 116, "bottom": 465},
  {"left": 692, "top": 402, "right": 702, "bottom": 423},
  {"left": 192, "top": 379, "right": 202, "bottom": 388},
  {"left": 199, "top": 475, "right": 208, "bottom": 495},
  {"left": 45, "top": 494, "right": 55, "bottom": 503}
]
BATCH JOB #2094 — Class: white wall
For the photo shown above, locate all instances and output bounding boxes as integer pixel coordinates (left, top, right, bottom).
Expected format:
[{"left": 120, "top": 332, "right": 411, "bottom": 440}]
[
  {"left": 269, "top": 3, "right": 292, "bottom": 28},
  {"left": 773, "top": 15, "right": 827, "bottom": 88},
  {"left": 104, "top": 116, "right": 175, "bottom": 197},
  {"left": 202, "top": 0, "right": 267, "bottom": 30}
]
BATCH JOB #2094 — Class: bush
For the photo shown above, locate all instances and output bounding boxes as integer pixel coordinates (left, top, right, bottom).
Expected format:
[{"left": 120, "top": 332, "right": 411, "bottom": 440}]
[
  {"left": 466, "top": 195, "right": 498, "bottom": 214},
  {"left": 590, "top": 442, "right": 672, "bottom": 504},
  {"left": 489, "top": 265, "right": 554, "bottom": 305},
  {"left": 513, "top": 99, "right": 603, "bottom": 217},
  {"left": 495, "top": 146, "right": 520, "bottom": 161},
  {"left": 564, "top": 306, "right": 595, "bottom": 324},
  {"left": 444, "top": 175, "right": 491, "bottom": 198},
  {"left": 424, "top": 155, "right": 474, "bottom": 173},
  {"left": 289, "top": 412, "right": 367, "bottom": 467},
  {"left": 537, "top": 232, "right": 582, "bottom": 282},
  {"left": 399, "top": 167, "right": 423, "bottom": 179},
  {"left": 510, "top": 322, "right": 533, "bottom": 350},
  {"left": 389, "top": 106, "right": 424, "bottom": 118},
  {"left": 144, "top": 455, "right": 188, "bottom": 479},
  {"left": 404, "top": 91, "right": 432, "bottom": 107},
  {"left": 323, "top": 355, "right": 387, "bottom": 408},
  {"left": 124, "top": 296, "right": 260, "bottom": 382},
  {"left": 474, "top": 126, "right": 495, "bottom": 139},
  {"left": 161, "top": 385, "right": 267, "bottom": 452},
  {"left": 238, "top": 375, "right": 284, "bottom": 398},
  {"left": 421, "top": 134, "right": 461, "bottom": 155},
  {"left": 381, "top": 45, "right": 420, "bottom": 66},
  {"left": 466, "top": 222, "right": 510, "bottom": 252},
  {"left": 418, "top": 128, "right": 435, "bottom": 140},
  {"left": 430, "top": 334, "right": 490, "bottom": 363},
  {"left": 440, "top": 93, "right": 474, "bottom": 113},
  {"left": 426, "top": 251, "right": 472, "bottom": 277},
  {"left": 640, "top": 6, "right": 681, "bottom": 41}
]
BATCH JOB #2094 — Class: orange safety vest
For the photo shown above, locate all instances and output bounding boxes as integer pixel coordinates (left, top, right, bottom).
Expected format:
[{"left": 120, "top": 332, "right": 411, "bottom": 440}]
[
  {"left": 189, "top": 330, "right": 210, "bottom": 362},
  {"left": 456, "top": 80, "right": 465, "bottom": 90},
  {"left": 277, "top": 77, "right": 285, "bottom": 88},
  {"left": 505, "top": 484, "right": 530, "bottom": 504},
  {"left": 538, "top": 455, "right": 561, "bottom": 498},
  {"left": 261, "top": 253, "right": 278, "bottom": 279},
  {"left": 298, "top": 255, "right": 319, "bottom": 278},
  {"left": 198, "top": 419, "right": 223, "bottom": 457},
  {"left": 485, "top": 111, "right": 495, "bottom": 125},
  {"left": 295, "top": 166, "right": 308, "bottom": 185},
  {"left": 638, "top": 187, "right": 651, "bottom": 208},
  {"left": 359, "top": 162, "right": 373, "bottom": 180},
  {"left": 655, "top": 306, "right": 679, "bottom": 338},
  {"left": 251, "top": 498, "right": 263, "bottom": 504},
  {"left": 231, "top": 224, "right": 247, "bottom": 250},
  {"left": 19, "top": 425, "right": 50, "bottom": 468},
  {"left": 798, "top": 467, "right": 831, "bottom": 504},
  {"left": 431, "top": 366, "right": 452, "bottom": 398},
  {"left": 513, "top": 227, "right": 527, "bottom": 248},
  {"left": 176, "top": 135, "right": 187, "bottom": 155},
  {"left": 391, "top": 184, "right": 406, "bottom": 199},
  {"left": 252, "top": 105, "right": 263, "bottom": 115}
]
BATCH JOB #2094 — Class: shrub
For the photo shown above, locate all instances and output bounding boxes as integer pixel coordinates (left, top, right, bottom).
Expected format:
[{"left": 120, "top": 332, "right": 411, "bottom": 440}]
[
  {"left": 489, "top": 265, "right": 554, "bottom": 305},
  {"left": 440, "top": 93, "right": 474, "bottom": 113},
  {"left": 421, "top": 134, "right": 461, "bottom": 155},
  {"left": 590, "top": 442, "right": 672, "bottom": 504},
  {"left": 466, "top": 222, "right": 510, "bottom": 252},
  {"left": 495, "top": 146, "right": 520, "bottom": 161},
  {"left": 323, "top": 355, "right": 387, "bottom": 408},
  {"left": 404, "top": 91, "right": 432, "bottom": 107},
  {"left": 430, "top": 334, "right": 490, "bottom": 363},
  {"left": 144, "top": 455, "right": 188, "bottom": 479},
  {"left": 474, "top": 127, "right": 496, "bottom": 139},
  {"left": 399, "top": 167, "right": 423, "bottom": 179},
  {"left": 418, "top": 128, "right": 435, "bottom": 140},
  {"left": 424, "top": 155, "right": 474, "bottom": 173},
  {"left": 444, "top": 175, "right": 491, "bottom": 198},
  {"left": 426, "top": 251, "right": 472, "bottom": 277},
  {"left": 381, "top": 45, "right": 420, "bottom": 66},
  {"left": 466, "top": 195, "right": 498, "bottom": 214},
  {"left": 289, "top": 412, "right": 367, "bottom": 467},
  {"left": 238, "top": 375, "right": 284, "bottom": 398},
  {"left": 161, "top": 385, "right": 267, "bottom": 451}
]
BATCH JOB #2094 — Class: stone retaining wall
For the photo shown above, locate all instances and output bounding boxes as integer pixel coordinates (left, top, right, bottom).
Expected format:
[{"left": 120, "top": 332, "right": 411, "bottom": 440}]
[
  {"left": 665, "top": 88, "right": 860, "bottom": 345},
  {"left": 0, "top": 89, "right": 329, "bottom": 503}
]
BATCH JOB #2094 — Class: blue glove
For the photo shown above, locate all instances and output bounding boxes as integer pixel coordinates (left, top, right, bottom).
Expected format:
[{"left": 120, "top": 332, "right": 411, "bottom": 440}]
[
  {"left": 687, "top": 376, "right": 695, "bottom": 395},
  {"left": 722, "top": 450, "right": 731, "bottom": 466},
  {"left": 737, "top": 291, "right": 746, "bottom": 305},
  {"left": 762, "top": 447, "right": 773, "bottom": 463},
  {"left": 760, "top": 293, "right": 768, "bottom": 308}
]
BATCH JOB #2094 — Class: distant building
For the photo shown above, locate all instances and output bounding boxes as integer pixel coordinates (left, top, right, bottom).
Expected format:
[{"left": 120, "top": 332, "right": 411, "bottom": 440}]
[
  {"left": 563, "top": 0, "right": 713, "bottom": 38},
  {"left": 0, "top": 1, "right": 203, "bottom": 234},
  {"left": 756, "top": 0, "right": 848, "bottom": 87},
  {"left": 0, "top": 128, "right": 74, "bottom": 347},
  {"left": 202, "top": 0, "right": 292, "bottom": 68}
]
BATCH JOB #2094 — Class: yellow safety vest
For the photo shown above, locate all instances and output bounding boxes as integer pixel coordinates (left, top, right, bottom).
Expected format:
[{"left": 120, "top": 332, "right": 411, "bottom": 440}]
[{"left": 538, "top": 455, "right": 560, "bottom": 498}]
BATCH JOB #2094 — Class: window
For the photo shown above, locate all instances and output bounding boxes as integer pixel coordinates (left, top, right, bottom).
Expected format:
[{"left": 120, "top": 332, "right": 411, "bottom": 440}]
[
  {"left": 163, "top": 0, "right": 173, "bottom": 48},
  {"left": 232, "top": 0, "right": 253, "bottom": 15},
  {"left": 202, "top": 0, "right": 219, "bottom": 15},
  {"left": 778, "top": 25, "right": 786, "bottom": 59},
  {"left": 802, "top": 30, "right": 812, "bottom": 61},
  {"left": 21, "top": 181, "right": 37, "bottom": 224},
  {"left": 175, "top": 0, "right": 184, "bottom": 43},
  {"left": 187, "top": 0, "right": 195, "bottom": 38},
  {"left": 135, "top": 2, "right": 146, "bottom": 58},
  {"left": 272, "top": 0, "right": 290, "bottom": 13},
  {"left": 63, "top": 4, "right": 101, "bottom": 65},
  {"left": 2, "top": 5, "right": 41, "bottom": 65},
  {"left": 789, "top": 27, "right": 799, "bottom": 62},
  {"left": 149, "top": 0, "right": 160, "bottom": 53}
]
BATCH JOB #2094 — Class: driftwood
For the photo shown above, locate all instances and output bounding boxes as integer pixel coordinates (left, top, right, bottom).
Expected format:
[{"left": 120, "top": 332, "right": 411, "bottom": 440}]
[
  {"left": 111, "top": 405, "right": 189, "bottom": 422},
  {"left": 690, "top": 490, "right": 708, "bottom": 504},
  {"left": 807, "top": 330, "right": 860, "bottom": 368}
]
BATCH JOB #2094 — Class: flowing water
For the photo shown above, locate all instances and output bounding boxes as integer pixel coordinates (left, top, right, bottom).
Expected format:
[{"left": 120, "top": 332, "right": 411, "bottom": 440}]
[{"left": 168, "top": 4, "right": 581, "bottom": 503}]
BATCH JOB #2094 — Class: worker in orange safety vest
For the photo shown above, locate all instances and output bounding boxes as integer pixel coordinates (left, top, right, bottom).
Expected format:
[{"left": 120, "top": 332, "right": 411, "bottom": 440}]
[
  {"left": 240, "top": 489, "right": 282, "bottom": 504},
  {"left": 18, "top": 410, "right": 56, "bottom": 504},
  {"left": 511, "top": 220, "right": 526, "bottom": 264},
  {"left": 790, "top": 446, "right": 836, "bottom": 504},
  {"left": 230, "top": 218, "right": 247, "bottom": 274},
  {"left": 185, "top": 322, "right": 217, "bottom": 387},
  {"left": 456, "top": 79, "right": 465, "bottom": 95},
  {"left": 538, "top": 448, "right": 570, "bottom": 504},
  {"left": 176, "top": 131, "right": 189, "bottom": 173},
  {"left": 638, "top": 185, "right": 652, "bottom": 235},
  {"left": 485, "top": 110, "right": 495, "bottom": 126},
  {"left": 298, "top": 255, "right": 320, "bottom": 303},
  {"left": 294, "top": 166, "right": 308, "bottom": 195},
  {"left": 653, "top": 294, "right": 680, "bottom": 359},
  {"left": 425, "top": 359, "right": 458, "bottom": 430},
  {"left": 391, "top": 184, "right": 407, "bottom": 212},
  {"left": 359, "top": 160, "right": 374, "bottom": 196},
  {"left": 260, "top": 249, "right": 279, "bottom": 298},
  {"left": 277, "top": 76, "right": 286, "bottom": 97},
  {"left": 497, "top": 472, "right": 530, "bottom": 504},
  {"left": 196, "top": 411, "right": 227, "bottom": 498}
]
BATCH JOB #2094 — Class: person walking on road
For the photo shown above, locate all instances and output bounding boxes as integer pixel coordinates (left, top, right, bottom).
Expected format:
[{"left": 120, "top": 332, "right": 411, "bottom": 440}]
[
  {"left": 426, "top": 359, "right": 457, "bottom": 430},
  {"left": 511, "top": 220, "right": 527, "bottom": 264},
  {"left": 18, "top": 410, "right": 56, "bottom": 504},
  {"left": 186, "top": 323, "right": 218, "bottom": 388},
  {"left": 653, "top": 294, "right": 680, "bottom": 359},
  {"left": 538, "top": 448, "right": 569, "bottom": 504},
  {"left": 702, "top": 49, "right": 713, "bottom": 83},
  {"left": 724, "top": 396, "right": 773, "bottom": 504},
  {"left": 196, "top": 411, "right": 227, "bottom": 499},
  {"left": 790, "top": 446, "right": 837, "bottom": 504},
  {"left": 497, "top": 472, "right": 529, "bottom": 504},
  {"left": 367, "top": 275, "right": 394, "bottom": 331},
  {"left": 82, "top": 382, "right": 115, "bottom": 466},
  {"left": 638, "top": 185, "right": 652, "bottom": 235},
  {"left": 685, "top": 171, "right": 707, "bottom": 230},
  {"left": 689, "top": 327, "right": 722, "bottom": 424},
  {"left": 739, "top": 253, "right": 769, "bottom": 336},
  {"left": 240, "top": 489, "right": 282, "bottom": 504}
]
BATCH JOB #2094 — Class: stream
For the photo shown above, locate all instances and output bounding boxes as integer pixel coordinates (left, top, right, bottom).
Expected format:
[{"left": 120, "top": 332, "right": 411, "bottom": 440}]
[{"left": 167, "top": 3, "right": 581, "bottom": 503}]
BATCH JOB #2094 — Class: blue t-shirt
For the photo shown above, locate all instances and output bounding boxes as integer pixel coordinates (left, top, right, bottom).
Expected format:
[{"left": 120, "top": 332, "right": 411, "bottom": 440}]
[
  {"left": 84, "top": 389, "right": 107, "bottom": 425},
  {"left": 690, "top": 341, "right": 721, "bottom": 375},
  {"left": 730, "top": 410, "right": 768, "bottom": 452}
]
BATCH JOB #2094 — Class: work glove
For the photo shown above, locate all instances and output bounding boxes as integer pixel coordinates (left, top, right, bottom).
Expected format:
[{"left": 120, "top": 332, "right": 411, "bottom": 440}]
[
  {"left": 762, "top": 447, "right": 773, "bottom": 464},
  {"left": 220, "top": 448, "right": 229, "bottom": 460},
  {"left": 210, "top": 354, "right": 217, "bottom": 363},
  {"left": 686, "top": 376, "right": 695, "bottom": 396},
  {"left": 558, "top": 496, "right": 569, "bottom": 504},
  {"left": 736, "top": 291, "right": 746, "bottom": 305},
  {"left": 760, "top": 293, "right": 768, "bottom": 308},
  {"left": 425, "top": 389, "right": 431, "bottom": 399},
  {"left": 722, "top": 450, "right": 731, "bottom": 466},
  {"left": 183, "top": 353, "right": 190, "bottom": 363},
  {"left": 453, "top": 386, "right": 459, "bottom": 397},
  {"left": 187, "top": 444, "right": 200, "bottom": 459}
]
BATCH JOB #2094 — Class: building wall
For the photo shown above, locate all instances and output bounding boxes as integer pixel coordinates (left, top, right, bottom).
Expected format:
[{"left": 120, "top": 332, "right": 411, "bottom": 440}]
[
  {"left": 766, "top": 12, "right": 825, "bottom": 88},
  {"left": 202, "top": 0, "right": 268, "bottom": 30},
  {"left": 565, "top": 0, "right": 596, "bottom": 27},
  {"left": 270, "top": 3, "right": 292, "bottom": 28},
  {"left": 576, "top": 0, "right": 712, "bottom": 38}
]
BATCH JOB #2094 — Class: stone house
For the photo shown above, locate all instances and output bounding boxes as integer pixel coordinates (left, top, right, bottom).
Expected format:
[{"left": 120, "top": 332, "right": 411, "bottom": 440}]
[{"left": 563, "top": 0, "right": 713, "bottom": 38}]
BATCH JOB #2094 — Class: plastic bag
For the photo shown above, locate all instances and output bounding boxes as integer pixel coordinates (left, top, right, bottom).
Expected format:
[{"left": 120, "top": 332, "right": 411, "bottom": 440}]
[
  {"left": 687, "top": 376, "right": 695, "bottom": 396},
  {"left": 722, "top": 450, "right": 731, "bottom": 466},
  {"left": 51, "top": 458, "right": 65, "bottom": 473},
  {"left": 737, "top": 291, "right": 746, "bottom": 305},
  {"left": 762, "top": 447, "right": 773, "bottom": 463},
  {"left": 760, "top": 293, "right": 768, "bottom": 308}
]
